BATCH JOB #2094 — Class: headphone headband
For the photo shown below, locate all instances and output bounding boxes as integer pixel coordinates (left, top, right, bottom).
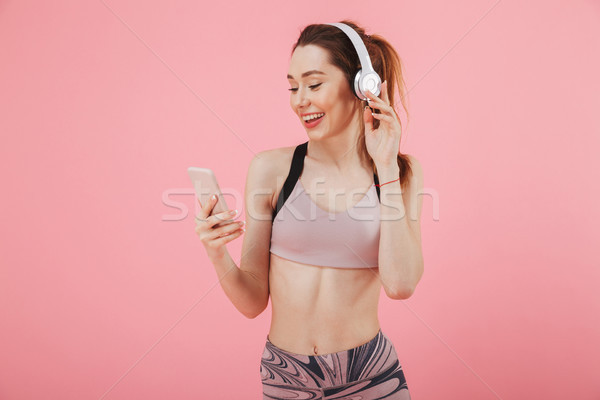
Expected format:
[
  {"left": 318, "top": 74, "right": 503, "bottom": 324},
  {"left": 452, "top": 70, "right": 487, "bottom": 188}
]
[
  {"left": 326, "top": 22, "right": 381, "bottom": 100},
  {"left": 326, "top": 23, "right": 375, "bottom": 74}
]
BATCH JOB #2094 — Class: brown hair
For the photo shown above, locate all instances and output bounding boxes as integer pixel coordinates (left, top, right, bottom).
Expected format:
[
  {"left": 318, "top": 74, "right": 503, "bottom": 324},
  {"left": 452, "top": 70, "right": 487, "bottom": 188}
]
[{"left": 292, "top": 20, "right": 413, "bottom": 189}]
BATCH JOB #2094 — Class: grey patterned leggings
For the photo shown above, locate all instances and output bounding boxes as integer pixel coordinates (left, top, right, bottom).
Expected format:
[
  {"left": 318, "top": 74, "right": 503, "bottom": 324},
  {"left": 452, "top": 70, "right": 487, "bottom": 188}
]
[{"left": 260, "top": 329, "right": 411, "bottom": 399}]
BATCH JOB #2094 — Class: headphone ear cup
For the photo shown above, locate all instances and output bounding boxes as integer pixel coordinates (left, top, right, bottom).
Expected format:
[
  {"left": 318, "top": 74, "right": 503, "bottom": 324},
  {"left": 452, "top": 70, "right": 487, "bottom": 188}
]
[
  {"left": 354, "top": 70, "right": 382, "bottom": 100},
  {"left": 353, "top": 69, "right": 365, "bottom": 100}
]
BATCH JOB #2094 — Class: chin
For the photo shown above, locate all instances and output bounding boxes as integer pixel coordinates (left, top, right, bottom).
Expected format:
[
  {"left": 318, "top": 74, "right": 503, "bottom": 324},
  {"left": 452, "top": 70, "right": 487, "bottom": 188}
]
[{"left": 305, "top": 130, "right": 329, "bottom": 141}]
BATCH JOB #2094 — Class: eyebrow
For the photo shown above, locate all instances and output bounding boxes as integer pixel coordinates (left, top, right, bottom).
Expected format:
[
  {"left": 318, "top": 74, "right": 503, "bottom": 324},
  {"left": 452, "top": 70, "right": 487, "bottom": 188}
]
[{"left": 287, "top": 70, "right": 327, "bottom": 80}]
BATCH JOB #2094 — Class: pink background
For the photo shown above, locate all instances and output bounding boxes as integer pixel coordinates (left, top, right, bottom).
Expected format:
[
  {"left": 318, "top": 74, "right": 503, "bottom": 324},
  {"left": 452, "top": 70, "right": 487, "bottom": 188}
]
[{"left": 1, "top": 0, "right": 599, "bottom": 399}]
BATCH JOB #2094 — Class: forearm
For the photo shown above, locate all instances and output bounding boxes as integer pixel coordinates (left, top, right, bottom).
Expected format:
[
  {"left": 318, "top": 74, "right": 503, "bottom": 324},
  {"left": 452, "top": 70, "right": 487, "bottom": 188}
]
[
  {"left": 377, "top": 166, "right": 424, "bottom": 299},
  {"left": 209, "top": 250, "right": 268, "bottom": 318}
]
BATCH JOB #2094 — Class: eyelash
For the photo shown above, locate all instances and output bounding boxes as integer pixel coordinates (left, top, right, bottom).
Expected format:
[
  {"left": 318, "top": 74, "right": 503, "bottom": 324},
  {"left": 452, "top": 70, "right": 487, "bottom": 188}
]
[{"left": 288, "top": 83, "right": 322, "bottom": 92}]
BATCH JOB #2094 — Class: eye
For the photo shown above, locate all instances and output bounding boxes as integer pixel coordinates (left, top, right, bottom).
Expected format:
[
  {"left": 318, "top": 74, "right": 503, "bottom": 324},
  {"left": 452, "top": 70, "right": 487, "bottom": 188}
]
[{"left": 287, "top": 83, "right": 322, "bottom": 92}]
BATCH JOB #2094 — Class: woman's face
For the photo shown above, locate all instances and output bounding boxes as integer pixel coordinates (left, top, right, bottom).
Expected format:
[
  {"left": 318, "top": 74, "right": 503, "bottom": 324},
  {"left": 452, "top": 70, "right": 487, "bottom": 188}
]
[{"left": 287, "top": 45, "right": 360, "bottom": 138}]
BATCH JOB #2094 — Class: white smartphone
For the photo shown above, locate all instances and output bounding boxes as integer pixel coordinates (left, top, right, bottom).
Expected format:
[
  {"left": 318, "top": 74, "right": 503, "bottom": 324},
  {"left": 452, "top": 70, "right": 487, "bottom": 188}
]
[{"left": 187, "top": 167, "right": 231, "bottom": 221}]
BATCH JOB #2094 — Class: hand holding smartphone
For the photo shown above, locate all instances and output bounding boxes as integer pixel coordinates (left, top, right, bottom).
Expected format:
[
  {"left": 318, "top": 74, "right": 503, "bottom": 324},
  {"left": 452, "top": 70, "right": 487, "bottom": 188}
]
[{"left": 188, "top": 167, "right": 244, "bottom": 246}]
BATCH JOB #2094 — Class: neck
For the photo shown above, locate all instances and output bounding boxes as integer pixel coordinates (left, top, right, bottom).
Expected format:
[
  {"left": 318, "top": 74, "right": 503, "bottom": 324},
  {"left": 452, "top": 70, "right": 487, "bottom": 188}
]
[{"left": 306, "top": 111, "right": 369, "bottom": 172}]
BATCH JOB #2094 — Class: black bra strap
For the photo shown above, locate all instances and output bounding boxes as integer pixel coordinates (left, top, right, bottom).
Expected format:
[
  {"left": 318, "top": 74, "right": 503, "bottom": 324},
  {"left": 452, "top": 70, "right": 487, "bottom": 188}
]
[
  {"left": 374, "top": 171, "right": 381, "bottom": 200},
  {"left": 272, "top": 141, "right": 382, "bottom": 221},
  {"left": 272, "top": 141, "right": 308, "bottom": 221}
]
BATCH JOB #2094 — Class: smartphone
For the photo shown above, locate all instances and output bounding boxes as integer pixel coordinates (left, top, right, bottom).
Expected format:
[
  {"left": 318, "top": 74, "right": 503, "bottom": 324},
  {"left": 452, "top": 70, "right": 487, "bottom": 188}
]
[{"left": 187, "top": 167, "right": 231, "bottom": 223}]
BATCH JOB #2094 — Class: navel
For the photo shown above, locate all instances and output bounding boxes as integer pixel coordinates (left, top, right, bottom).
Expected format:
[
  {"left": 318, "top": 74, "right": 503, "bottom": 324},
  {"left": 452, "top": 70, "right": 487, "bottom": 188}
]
[{"left": 313, "top": 345, "right": 318, "bottom": 355}]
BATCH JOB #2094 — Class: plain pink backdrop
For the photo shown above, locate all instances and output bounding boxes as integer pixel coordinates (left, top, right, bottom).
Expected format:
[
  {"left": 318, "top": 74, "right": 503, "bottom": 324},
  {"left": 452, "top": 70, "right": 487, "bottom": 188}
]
[{"left": 1, "top": 0, "right": 599, "bottom": 399}]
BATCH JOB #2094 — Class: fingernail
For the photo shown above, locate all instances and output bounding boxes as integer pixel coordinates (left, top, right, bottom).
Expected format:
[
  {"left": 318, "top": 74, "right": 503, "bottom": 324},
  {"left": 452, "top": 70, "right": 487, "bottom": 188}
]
[
  {"left": 230, "top": 209, "right": 237, "bottom": 215},
  {"left": 212, "top": 194, "right": 217, "bottom": 200}
]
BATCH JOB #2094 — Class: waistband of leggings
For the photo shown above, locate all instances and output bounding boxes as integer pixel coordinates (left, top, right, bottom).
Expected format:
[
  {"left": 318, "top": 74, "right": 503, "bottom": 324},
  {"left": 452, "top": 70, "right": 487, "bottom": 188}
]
[{"left": 265, "top": 328, "right": 386, "bottom": 358}]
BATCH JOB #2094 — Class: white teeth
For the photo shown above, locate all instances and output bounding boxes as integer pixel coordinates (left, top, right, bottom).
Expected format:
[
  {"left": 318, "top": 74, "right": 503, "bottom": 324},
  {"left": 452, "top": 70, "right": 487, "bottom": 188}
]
[{"left": 302, "top": 113, "right": 325, "bottom": 121}]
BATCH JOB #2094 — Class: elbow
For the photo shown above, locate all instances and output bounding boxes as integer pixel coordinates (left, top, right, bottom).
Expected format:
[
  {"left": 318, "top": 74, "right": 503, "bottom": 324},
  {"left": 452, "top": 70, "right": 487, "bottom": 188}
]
[
  {"left": 384, "top": 277, "right": 419, "bottom": 300},
  {"left": 385, "top": 261, "right": 424, "bottom": 300},
  {"left": 385, "top": 285, "right": 414, "bottom": 300},
  {"left": 243, "top": 309, "right": 263, "bottom": 319},
  {"left": 242, "top": 298, "right": 269, "bottom": 319}
]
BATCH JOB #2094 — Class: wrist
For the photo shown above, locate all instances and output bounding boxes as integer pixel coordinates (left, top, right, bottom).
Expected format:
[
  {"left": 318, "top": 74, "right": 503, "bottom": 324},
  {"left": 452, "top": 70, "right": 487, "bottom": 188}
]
[
  {"left": 376, "top": 165, "right": 400, "bottom": 183},
  {"left": 207, "top": 247, "right": 227, "bottom": 263},
  {"left": 209, "top": 249, "right": 239, "bottom": 279}
]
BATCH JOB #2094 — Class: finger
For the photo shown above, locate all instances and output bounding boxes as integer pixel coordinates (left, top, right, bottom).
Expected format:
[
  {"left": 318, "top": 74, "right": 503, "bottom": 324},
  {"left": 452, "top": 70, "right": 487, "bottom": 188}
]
[
  {"left": 196, "top": 213, "right": 242, "bottom": 238},
  {"left": 200, "top": 193, "right": 218, "bottom": 219},
  {"left": 370, "top": 101, "right": 396, "bottom": 119},
  {"left": 365, "top": 91, "right": 392, "bottom": 113},
  {"left": 195, "top": 218, "right": 234, "bottom": 233},
  {"left": 369, "top": 101, "right": 396, "bottom": 121},
  {"left": 212, "top": 220, "right": 245, "bottom": 240},
  {"left": 364, "top": 87, "right": 381, "bottom": 103},
  {"left": 219, "top": 208, "right": 238, "bottom": 220},
  {"left": 212, "top": 228, "right": 244, "bottom": 247},
  {"left": 363, "top": 105, "right": 374, "bottom": 134},
  {"left": 212, "top": 209, "right": 238, "bottom": 227},
  {"left": 202, "top": 225, "right": 244, "bottom": 248},
  {"left": 196, "top": 194, "right": 220, "bottom": 224},
  {"left": 364, "top": 82, "right": 388, "bottom": 105},
  {"left": 370, "top": 112, "right": 395, "bottom": 123},
  {"left": 203, "top": 209, "right": 238, "bottom": 229},
  {"left": 201, "top": 194, "right": 216, "bottom": 212}
]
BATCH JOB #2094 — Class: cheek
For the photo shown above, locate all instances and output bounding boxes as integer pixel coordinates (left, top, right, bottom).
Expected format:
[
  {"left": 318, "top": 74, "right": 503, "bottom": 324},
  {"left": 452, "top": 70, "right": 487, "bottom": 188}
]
[{"left": 319, "top": 90, "right": 338, "bottom": 111}]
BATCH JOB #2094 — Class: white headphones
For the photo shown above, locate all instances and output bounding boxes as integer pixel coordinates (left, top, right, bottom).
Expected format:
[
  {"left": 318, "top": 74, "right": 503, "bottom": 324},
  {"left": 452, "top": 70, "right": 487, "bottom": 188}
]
[{"left": 326, "top": 22, "right": 382, "bottom": 101}]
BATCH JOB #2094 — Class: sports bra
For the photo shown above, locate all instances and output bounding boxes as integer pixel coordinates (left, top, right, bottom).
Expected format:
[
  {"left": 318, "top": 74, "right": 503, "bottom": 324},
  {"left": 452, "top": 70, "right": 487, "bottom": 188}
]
[{"left": 270, "top": 141, "right": 382, "bottom": 268}]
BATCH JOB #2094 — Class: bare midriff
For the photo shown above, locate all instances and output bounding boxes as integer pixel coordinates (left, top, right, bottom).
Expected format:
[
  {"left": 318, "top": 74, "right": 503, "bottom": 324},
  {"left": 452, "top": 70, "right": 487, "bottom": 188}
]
[{"left": 267, "top": 252, "right": 382, "bottom": 356}]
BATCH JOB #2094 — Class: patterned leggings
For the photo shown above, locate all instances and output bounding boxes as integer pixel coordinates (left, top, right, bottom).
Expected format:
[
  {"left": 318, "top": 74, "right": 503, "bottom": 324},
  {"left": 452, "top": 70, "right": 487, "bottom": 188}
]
[{"left": 260, "top": 329, "right": 411, "bottom": 399}]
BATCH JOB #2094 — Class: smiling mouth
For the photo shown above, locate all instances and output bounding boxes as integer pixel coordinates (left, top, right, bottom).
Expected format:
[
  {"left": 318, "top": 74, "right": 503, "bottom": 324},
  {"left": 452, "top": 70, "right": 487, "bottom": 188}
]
[{"left": 302, "top": 112, "right": 325, "bottom": 123}]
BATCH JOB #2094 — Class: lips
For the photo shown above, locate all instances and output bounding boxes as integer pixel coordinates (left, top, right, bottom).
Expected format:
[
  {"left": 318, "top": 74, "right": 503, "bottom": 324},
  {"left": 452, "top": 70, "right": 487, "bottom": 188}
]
[{"left": 303, "top": 113, "right": 324, "bottom": 128}]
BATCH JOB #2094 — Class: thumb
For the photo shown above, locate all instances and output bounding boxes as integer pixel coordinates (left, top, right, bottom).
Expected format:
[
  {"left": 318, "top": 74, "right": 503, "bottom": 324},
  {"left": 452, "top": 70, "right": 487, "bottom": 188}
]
[{"left": 363, "top": 105, "right": 373, "bottom": 134}]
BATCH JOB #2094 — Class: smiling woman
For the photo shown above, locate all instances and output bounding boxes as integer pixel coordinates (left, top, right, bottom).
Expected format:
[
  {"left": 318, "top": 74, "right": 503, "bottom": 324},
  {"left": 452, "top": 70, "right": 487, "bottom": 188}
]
[
  {"left": 265, "top": 20, "right": 420, "bottom": 399},
  {"left": 194, "top": 19, "right": 422, "bottom": 400}
]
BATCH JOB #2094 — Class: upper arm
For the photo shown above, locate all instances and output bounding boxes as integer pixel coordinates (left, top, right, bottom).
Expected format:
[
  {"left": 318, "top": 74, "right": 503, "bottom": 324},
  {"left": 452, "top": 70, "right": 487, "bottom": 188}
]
[
  {"left": 238, "top": 150, "right": 276, "bottom": 298},
  {"left": 403, "top": 154, "right": 424, "bottom": 245}
]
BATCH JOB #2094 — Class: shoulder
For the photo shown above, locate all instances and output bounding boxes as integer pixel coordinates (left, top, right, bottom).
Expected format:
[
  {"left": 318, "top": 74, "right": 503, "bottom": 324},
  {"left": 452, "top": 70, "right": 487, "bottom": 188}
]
[
  {"left": 246, "top": 145, "right": 299, "bottom": 210},
  {"left": 248, "top": 145, "right": 297, "bottom": 183}
]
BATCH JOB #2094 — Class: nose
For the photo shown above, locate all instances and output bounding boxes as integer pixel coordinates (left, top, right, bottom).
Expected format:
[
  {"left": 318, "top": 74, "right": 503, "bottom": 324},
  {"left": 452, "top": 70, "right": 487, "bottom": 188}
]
[{"left": 292, "top": 87, "right": 310, "bottom": 110}]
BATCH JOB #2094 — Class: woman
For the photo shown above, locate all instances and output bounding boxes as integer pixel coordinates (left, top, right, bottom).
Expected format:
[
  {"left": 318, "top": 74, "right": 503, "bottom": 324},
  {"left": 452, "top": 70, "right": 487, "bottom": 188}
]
[{"left": 195, "top": 20, "right": 423, "bottom": 399}]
